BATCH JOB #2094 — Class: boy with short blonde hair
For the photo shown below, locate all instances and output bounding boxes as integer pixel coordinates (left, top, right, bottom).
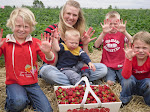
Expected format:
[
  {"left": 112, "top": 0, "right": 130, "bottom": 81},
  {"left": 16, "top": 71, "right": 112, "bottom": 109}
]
[
  {"left": 53, "top": 28, "right": 96, "bottom": 85},
  {"left": 94, "top": 11, "right": 132, "bottom": 85}
]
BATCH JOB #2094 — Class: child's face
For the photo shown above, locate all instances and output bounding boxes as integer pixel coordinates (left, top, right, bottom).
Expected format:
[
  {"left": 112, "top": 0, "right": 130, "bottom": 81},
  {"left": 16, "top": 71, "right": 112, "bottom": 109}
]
[
  {"left": 108, "top": 17, "right": 119, "bottom": 33},
  {"left": 65, "top": 35, "right": 79, "bottom": 50},
  {"left": 133, "top": 39, "right": 150, "bottom": 60},
  {"left": 13, "top": 16, "right": 31, "bottom": 42}
]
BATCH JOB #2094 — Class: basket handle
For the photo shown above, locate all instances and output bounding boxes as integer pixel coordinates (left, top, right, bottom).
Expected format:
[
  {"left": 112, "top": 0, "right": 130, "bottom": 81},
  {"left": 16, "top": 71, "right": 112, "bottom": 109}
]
[{"left": 75, "top": 76, "right": 102, "bottom": 108}]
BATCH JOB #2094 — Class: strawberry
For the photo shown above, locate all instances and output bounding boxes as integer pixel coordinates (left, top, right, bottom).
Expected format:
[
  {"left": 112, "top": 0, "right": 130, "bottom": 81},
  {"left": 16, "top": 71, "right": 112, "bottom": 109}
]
[
  {"left": 94, "top": 108, "right": 100, "bottom": 112},
  {"left": 57, "top": 87, "right": 63, "bottom": 93},
  {"left": 67, "top": 109, "right": 72, "bottom": 112},
  {"left": 72, "top": 109, "right": 78, "bottom": 112},
  {"left": 78, "top": 109, "right": 84, "bottom": 112},
  {"left": 111, "top": 93, "right": 115, "bottom": 97},
  {"left": 100, "top": 108, "right": 110, "bottom": 112},
  {"left": 84, "top": 109, "right": 89, "bottom": 112},
  {"left": 68, "top": 90, "right": 73, "bottom": 96},
  {"left": 89, "top": 108, "right": 94, "bottom": 112}
]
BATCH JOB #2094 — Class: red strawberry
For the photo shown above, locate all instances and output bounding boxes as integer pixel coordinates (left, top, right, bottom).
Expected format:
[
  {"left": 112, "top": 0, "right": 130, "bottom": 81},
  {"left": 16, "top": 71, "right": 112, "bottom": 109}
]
[
  {"left": 83, "top": 109, "right": 89, "bottom": 112},
  {"left": 67, "top": 109, "right": 72, "bottom": 112},
  {"left": 57, "top": 87, "right": 63, "bottom": 93},
  {"left": 94, "top": 108, "right": 100, "bottom": 112},
  {"left": 68, "top": 91, "right": 73, "bottom": 96},
  {"left": 89, "top": 108, "right": 94, "bottom": 112},
  {"left": 100, "top": 108, "right": 110, "bottom": 112},
  {"left": 111, "top": 93, "right": 115, "bottom": 97},
  {"left": 72, "top": 109, "right": 78, "bottom": 112},
  {"left": 78, "top": 109, "right": 84, "bottom": 112}
]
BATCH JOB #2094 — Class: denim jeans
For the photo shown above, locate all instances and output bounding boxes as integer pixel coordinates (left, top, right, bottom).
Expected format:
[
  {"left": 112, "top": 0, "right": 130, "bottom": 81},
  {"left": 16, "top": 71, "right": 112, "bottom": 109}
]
[
  {"left": 39, "top": 63, "right": 107, "bottom": 85},
  {"left": 5, "top": 83, "right": 53, "bottom": 112},
  {"left": 106, "top": 67, "right": 124, "bottom": 82},
  {"left": 120, "top": 75, "right": 150, "bottom": 106}
]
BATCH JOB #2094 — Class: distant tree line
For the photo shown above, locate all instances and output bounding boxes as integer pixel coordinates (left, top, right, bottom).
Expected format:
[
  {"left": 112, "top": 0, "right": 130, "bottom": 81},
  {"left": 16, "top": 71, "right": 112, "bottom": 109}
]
[{"left": 33, "top": 0, "right": 44, "bottom": 8}]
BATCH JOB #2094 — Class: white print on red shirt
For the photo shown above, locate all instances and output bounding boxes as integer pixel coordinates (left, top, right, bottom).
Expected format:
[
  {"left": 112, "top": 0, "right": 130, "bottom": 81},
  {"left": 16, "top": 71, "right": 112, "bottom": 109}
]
[
  {"left": 134, "top": 69, "right": 147, "bottom": 74},
  {"left": 104, "top": 39, "right": 120, "bottom": 52}
]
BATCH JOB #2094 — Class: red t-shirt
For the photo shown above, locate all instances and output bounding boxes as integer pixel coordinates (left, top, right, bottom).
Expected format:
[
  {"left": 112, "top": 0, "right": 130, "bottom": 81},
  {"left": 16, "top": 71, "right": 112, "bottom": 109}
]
[{"left": 101, "top": 32, "right": 126, "bottom": 70}]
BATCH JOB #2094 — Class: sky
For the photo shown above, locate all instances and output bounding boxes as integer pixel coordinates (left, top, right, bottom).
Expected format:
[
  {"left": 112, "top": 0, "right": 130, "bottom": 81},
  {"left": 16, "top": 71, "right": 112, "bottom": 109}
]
[{"left": 0, "top": 0, "right": 150, "bottom": 9}]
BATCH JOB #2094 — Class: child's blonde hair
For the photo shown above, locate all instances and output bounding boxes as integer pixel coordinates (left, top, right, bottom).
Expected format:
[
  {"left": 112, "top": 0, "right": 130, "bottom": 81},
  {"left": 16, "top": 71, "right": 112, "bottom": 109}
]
[
  {"left": 133, "top": 31, "right": 150, "bottom": 45},
  {"left": 65, "top": 28, "right": 80, "bottom": 41},
  {"left": 105, "top": 11, "right": 120, "bottom": 20},
  {"left": 7, "top": 7, "right": 37, "bottom": 32},
  {"left": 58, "top": 0, "right": 85, "bottom": 38}
]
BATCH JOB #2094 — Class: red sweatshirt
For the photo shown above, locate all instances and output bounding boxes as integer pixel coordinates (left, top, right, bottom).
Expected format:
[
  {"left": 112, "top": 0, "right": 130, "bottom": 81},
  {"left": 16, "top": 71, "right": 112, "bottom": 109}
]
[
  {"left": 0, "top": 34, "right": 55, "bottom": 85},
  {"left": 122, "top": 56, "right": 150, "bottom": 80}
]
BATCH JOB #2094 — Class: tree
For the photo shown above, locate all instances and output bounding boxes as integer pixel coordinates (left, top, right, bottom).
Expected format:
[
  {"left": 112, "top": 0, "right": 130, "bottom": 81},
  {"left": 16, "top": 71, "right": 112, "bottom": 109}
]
[
  {"left": 33, "top": 0, "right": 45, "bottom": 8},
  {"left": 108, "top": 5, "right": 112, "bottom": 9}
]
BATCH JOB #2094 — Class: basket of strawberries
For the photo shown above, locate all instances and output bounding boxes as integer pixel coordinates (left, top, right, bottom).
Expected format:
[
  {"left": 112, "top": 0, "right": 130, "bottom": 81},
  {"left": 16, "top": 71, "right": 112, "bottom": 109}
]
[{"left": 54, "top": 77, "right": 122, "bottom": 112}]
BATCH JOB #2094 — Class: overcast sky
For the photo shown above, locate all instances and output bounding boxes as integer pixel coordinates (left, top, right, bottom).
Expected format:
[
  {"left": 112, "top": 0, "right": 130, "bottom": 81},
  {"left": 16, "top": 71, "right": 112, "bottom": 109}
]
[{"left": 0, "top": 0, "right": 150, "bottom": 9}]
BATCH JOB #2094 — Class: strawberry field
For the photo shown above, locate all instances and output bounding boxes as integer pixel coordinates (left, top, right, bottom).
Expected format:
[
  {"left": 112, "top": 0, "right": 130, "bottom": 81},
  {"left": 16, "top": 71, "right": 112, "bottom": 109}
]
[
  {"left": 0, "top": 7, "right": 150, "bottom": 66},
  {"left": 0, "top": 7, "right": 150, "bottom": 112}
]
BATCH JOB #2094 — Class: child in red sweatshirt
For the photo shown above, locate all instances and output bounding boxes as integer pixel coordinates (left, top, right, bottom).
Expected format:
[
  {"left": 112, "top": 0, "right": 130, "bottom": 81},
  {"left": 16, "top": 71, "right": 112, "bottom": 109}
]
[
  {"left": 120, "top": 31, "right": 150, "bottom": 106},
  {"left": 0, "top": 8, "right": 55, "bottom": 112}
]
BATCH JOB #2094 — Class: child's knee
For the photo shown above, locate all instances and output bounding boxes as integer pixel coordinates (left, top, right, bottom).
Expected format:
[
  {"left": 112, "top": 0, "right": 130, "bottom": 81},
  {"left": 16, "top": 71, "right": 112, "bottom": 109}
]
[
  {"left": 121, "top": 77, "right": 136, "bottom": 87},
  {"left": 6, "top": 97, "right": 28, "bottom": 111}
]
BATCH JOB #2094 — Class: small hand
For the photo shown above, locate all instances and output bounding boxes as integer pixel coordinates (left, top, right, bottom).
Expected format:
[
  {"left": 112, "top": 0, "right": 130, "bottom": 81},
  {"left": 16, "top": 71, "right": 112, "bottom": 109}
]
[
  {"left": 37, "top": 32, "right": 52, "bottom": 55},
  {"left": 100, "top": 19, "right": 112, "bottom": 34},
  {"left": 81, "top": 27, "right": 97, "bottom": 45},
  {"left": 124, "top": 42, "right": 137, "bottom": 60},
  {"left": 117, "top": 19, "right": 127, "bottom": 33},
  {"left": 88, "top": 62, "right": 96, "bottom": 71},
  {"left": 51, "top": 28, "right": 60, "bottom": 40}
]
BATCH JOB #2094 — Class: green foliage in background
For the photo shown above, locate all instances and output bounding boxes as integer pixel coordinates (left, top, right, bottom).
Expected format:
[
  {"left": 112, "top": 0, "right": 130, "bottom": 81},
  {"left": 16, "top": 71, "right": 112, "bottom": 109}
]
[{"left": 0, "top": 7, "right": 150, "bottom": 66}]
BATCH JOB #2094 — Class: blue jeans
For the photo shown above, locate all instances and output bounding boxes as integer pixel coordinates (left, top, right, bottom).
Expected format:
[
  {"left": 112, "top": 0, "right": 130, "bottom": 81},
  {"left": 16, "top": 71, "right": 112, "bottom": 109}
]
[
  {"left": 5, "top": 83, "right": 53, "bottom": 112},
  {"left": 39, "top": 63, "right": 107, "bottom": 85},
  {"left": 120, "top": 75, "right": 150, "bottom": 106},
  {"left": 106, "top": 67, "right": 124, "bottom": 82}
]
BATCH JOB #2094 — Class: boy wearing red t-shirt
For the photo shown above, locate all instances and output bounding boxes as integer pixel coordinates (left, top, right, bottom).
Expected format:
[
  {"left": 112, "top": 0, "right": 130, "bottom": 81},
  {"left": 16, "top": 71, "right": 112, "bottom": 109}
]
[{"left": 94, "top": 11, "right": 132, "bottom": 85}]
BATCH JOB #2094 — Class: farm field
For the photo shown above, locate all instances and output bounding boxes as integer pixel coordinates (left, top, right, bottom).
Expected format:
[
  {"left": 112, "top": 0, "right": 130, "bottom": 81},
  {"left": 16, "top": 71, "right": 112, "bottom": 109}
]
[{"left": 0, "top": 7, "right": 150, "bottom": 112}]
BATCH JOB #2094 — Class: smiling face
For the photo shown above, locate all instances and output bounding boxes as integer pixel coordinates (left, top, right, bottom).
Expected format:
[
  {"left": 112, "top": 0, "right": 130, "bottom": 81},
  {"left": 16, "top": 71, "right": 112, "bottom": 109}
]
[
  {"left": 63, "top": 5, "right": 79, "bottom": 26},
  {"left": 133, "top": 39, "right": 150, "bottom": 60},
  {"left": 13, "top": 16, "right": 31, "bottom": 43}
]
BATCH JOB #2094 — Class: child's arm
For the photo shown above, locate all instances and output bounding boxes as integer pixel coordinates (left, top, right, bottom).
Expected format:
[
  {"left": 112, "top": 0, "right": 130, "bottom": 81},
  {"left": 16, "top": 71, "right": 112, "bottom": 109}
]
[
  {"left": 88, "top": 62, "right": 96, "bottom": 71},
  {"left": 117, "top": 19, "right": 133, "bottom": 43},
  {"left": 122, "top": 43, "right": 137, "bottom": 79},
  {"left": 122, "top": 58, "right": 132, "bottom": 79},
  {"left": 51, "top": 28, "right": 60, "bottom": 52},
  {"left": 38, "top": 32, "right": 54, "bottom": 60},
  {"left": 94, "top": 19, "right": 111, "bottom": 48},
  {"left": 0, "top": 29, "right": 5, "bottom": 47}
]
